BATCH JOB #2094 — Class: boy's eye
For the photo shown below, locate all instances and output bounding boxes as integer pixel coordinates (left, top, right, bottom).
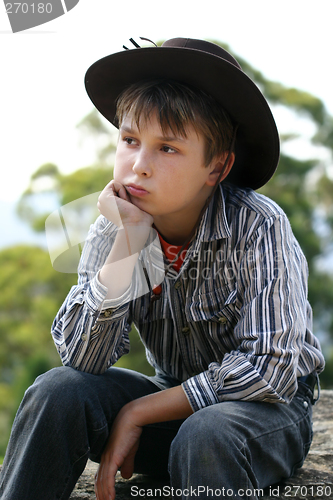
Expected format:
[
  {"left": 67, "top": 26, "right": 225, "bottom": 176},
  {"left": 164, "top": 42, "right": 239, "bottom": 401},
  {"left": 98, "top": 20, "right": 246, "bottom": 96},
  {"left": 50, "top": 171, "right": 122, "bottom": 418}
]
[
  {"left": 124, "top": 137, "right": 137, "bottom": 145},
  {"left": 162, "top": 145, "right": 176, "bottom": 153}
]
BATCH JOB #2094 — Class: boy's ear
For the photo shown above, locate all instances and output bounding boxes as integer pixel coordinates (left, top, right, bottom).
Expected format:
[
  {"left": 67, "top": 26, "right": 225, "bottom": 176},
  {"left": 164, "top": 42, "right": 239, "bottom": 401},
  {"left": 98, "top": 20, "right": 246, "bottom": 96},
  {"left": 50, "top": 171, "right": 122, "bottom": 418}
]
[{"left": 206, "top": 152, "right": 235, "bottom": 186}]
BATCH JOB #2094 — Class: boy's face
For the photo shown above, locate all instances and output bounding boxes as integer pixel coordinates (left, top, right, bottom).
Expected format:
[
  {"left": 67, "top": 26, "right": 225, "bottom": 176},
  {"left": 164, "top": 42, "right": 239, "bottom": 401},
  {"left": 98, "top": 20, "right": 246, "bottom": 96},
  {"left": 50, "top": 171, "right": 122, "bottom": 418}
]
[{"left": 114, "top": 111, "right": 221, "bottom": 224}]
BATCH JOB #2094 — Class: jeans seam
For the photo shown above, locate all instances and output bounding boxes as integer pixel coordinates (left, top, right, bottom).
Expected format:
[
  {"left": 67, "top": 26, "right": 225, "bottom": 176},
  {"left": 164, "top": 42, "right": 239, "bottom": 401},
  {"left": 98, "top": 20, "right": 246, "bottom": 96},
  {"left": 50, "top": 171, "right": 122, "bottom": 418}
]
[
  {"left": 240, "top": 404, "right": 311, "bottom": 445},
  {"left": 59, "top": 449, "right": 90, "bottom": 500},
  {"left": 91, "top": 422, "right": 109, "bottom": 433}
]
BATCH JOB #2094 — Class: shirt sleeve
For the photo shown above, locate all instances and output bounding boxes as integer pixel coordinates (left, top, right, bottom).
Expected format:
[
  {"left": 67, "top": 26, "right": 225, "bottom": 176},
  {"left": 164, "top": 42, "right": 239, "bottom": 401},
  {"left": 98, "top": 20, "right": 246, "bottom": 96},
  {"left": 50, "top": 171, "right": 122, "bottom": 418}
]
[
  {"left": 51, "top": 215, "right": 134, "bottom": 374},
  {"left": 182, "top": 214, "right": 314, "bottom": 411}
]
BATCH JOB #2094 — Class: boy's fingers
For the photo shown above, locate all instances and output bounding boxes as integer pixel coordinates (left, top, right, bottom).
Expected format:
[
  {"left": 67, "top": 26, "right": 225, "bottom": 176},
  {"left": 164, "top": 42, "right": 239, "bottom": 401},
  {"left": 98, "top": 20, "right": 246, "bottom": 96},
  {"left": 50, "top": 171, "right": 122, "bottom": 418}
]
[
  {"left": 106, "top": 463, "right": 117, "bottom": 500},
  {"left": 120, "top": 442, "right": 138, "bottom": 479},
  {"left": 120, "top": 460, "right": 134, "bottom": 479},
  {"left": 114, "top": 182, "right": 131, "bottom": 201},
  {"left": 95, "top": 455, "right": 118, "bottom": 500},
  {"left": 108, "top": 180, "right": 122, "bottom": 194},
  {"left": 95, "top": 463, "right": 107, "bottom": 500},
  {"left": 107, "top": 180, "right": 131, "bottom": 202}
]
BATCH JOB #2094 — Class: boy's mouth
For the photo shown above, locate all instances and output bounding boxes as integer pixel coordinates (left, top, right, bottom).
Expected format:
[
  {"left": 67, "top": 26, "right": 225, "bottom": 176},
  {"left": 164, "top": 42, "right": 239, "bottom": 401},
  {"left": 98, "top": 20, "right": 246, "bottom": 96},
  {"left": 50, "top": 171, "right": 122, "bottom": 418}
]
[{"left": 125, "top": 184, "right": 149, "bottom": 197}]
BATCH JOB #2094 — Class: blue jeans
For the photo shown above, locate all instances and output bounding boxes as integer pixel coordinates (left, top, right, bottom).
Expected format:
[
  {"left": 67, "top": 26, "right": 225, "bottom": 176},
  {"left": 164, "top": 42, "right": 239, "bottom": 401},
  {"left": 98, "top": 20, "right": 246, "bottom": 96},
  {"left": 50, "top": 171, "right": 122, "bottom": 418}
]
[{"left": 0, "top": 366, "right": 313, "bottom": 499}]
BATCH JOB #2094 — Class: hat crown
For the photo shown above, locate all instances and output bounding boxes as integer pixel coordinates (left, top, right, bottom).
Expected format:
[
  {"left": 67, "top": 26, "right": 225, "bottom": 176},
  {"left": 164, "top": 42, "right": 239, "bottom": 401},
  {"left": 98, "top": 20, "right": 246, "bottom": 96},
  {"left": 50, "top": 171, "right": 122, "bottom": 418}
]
[{"left": 162, "top": 38, "right": 242, "bottom": 71}]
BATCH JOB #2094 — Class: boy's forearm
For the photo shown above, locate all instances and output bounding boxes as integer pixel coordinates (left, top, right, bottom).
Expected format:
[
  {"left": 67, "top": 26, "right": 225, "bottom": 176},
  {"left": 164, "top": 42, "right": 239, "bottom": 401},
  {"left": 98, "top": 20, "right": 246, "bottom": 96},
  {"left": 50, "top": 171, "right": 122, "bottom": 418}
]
[
  {"left": 125, "top": 385, "right": 194, "bottom": 426},
  {"left": 99, "top": 224, "right": 151, "bottom": 299}
]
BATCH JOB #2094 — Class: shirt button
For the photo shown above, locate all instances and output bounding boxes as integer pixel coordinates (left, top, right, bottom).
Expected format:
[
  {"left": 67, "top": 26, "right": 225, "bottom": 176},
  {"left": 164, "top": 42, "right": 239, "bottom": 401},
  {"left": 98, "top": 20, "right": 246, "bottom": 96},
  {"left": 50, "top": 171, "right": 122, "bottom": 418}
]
[
  {"left": 303, "top": 401, "right": 308, "bottom": 409},
  {"left": 81, "top": 333, "right": 87, "bottom": 341},
  {"left": 182, "top": 326, "right": 190, "bottom": 336},
  {"left": 103, "top": 310, "right": 112, "bottom": 317},
  {"left": 174, "top": 282, "right": 181, "bottom": 290},
  {"left": 218, "top": 316, "right": 227, "bottom": 324}
]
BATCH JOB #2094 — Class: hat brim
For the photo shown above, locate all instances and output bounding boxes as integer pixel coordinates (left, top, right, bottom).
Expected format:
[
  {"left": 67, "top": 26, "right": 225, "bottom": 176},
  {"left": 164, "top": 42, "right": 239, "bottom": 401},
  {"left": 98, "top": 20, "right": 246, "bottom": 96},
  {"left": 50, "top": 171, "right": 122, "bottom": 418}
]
[{"left": 85, "top": 46, "right": 280, "bottom": 190}]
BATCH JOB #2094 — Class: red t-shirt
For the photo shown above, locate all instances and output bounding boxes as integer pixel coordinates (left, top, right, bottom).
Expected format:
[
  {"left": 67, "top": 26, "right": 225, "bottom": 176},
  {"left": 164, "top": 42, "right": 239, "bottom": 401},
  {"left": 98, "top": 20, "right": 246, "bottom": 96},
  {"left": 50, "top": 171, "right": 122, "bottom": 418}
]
[{"left": 157, "top": 232, "right": 189, "bottom": 272}]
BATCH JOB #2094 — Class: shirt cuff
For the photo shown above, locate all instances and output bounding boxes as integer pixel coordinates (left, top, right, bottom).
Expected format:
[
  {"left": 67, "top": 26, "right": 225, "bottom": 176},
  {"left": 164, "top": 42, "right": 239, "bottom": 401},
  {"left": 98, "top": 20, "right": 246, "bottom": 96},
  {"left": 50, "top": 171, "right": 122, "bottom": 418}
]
[
  {"left": 182, "top": 371, "right": 220, "bottom": 412},
  {"left": 85, "top": 272, "right": 132, "bottom": 314},
  {"left": 85, "top": 273, "right": 108, "bottom": 311},
  {"left": 101, "top": 283, "right": 133, "bottom": 310}
]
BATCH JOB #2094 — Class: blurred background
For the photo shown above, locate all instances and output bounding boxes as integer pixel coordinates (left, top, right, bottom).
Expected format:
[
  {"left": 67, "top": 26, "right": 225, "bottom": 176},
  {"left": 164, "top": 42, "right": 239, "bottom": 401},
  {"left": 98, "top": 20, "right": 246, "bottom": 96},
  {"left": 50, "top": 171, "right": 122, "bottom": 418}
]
[{"left": 1, "top": 0, "right": 333, "bottom": 461}]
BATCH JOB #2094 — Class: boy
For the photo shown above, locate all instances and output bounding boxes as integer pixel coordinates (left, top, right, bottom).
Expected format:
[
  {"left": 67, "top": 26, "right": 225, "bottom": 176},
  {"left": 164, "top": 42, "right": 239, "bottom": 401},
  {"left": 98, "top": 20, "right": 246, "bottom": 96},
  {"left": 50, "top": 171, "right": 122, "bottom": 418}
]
[{"left": 0, "top": 38, "right": 325, "bottom": 500}]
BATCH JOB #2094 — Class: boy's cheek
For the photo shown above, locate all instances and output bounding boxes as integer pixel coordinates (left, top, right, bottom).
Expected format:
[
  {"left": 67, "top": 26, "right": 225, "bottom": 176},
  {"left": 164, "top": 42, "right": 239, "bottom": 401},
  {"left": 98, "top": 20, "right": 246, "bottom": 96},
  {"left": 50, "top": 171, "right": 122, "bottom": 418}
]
[
  {"left": 114, "top": 153, "right": 132, "bottom": 176},
  {"left": 112, "top": 163, "right": 123, "bottom": 181},
  {"left": 113, "top": 147, "right": 124, "bottom": 169}
]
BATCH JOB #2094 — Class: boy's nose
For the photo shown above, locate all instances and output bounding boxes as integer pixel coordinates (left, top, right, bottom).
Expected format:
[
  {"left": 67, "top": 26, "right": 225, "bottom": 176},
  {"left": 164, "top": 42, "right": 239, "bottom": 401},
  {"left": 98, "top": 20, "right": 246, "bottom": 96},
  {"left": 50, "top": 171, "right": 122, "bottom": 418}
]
[{"left": 132, "top": 150, "right": 153, "bottom": 177}]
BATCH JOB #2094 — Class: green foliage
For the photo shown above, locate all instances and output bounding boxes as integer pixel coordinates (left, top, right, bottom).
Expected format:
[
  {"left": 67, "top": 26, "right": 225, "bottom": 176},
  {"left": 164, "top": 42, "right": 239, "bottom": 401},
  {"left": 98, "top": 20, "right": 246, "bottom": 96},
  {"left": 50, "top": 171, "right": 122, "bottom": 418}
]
[
  {"left": 259, "top": 154, "right": 321, "bottom": 269},
  {"left": 0, "top": 245, "right": 75, "bottom": 376},
  {"left": 210, "top": 39, "right": 329, "bottom": 128},
  {"left": 316, "top": 173, "right": 333, "bottom": 227},
  {"left": 16, "top": 165, "right": 114, "bottom": 233},
  {"left": 237, "top": 59, "right": 326, "bottom": 126},
  {"left": 0, "top": 245, "right": 77, "bottom": 458},
  {"left": 31, "top": 162, "right": 60, "bottom": 180},
  {"left": 16, "top": 111, "right": 117, "bottom": 234},
  {"left": 60, "top": 166, "right": 113, "bottom": 205},
  {"left": 77, "top": 109, "right": 111, "bottom": 136},
  {"left": 76, "top": 108, "right": 118, "bottom": 164},
  {"left": 320, "top": 351, "right": 333, "bottom": 389}
]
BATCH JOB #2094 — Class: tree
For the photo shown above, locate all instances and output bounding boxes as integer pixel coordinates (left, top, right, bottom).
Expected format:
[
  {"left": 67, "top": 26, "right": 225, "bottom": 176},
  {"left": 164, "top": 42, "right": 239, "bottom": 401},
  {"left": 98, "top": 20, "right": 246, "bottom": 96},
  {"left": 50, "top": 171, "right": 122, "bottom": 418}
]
[
  {"left": 0, "top": 245, "right": 76, "bottom": 458},
  {"left": 0, "top": 245, "right": 74, "bottom": 377}
]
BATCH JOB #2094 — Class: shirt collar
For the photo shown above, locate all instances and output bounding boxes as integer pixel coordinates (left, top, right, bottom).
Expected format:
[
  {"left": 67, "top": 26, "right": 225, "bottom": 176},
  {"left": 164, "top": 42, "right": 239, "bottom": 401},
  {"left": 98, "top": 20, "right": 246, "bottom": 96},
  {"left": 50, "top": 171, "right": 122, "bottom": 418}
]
[
  {"left": 191, "top": 183, "right": 231, "bottom": 254},
  {"left": 145, "top": 183, "right": 232, "bottom": 277}
]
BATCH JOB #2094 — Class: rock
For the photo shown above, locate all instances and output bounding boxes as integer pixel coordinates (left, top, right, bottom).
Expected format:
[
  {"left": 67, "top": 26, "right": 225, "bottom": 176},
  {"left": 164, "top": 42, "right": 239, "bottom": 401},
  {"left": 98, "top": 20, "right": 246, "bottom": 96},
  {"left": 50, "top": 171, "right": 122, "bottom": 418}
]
[{"left": 70, "top": 390, "right": 333, "bottom": 499}]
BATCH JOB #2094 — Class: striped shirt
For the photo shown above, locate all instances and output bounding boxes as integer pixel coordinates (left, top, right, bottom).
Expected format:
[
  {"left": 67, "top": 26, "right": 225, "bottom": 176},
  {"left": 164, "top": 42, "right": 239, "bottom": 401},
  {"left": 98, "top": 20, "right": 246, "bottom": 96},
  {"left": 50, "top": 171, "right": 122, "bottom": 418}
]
[{"left": 51, "top": 183, "right": 325, "bottom": 412}]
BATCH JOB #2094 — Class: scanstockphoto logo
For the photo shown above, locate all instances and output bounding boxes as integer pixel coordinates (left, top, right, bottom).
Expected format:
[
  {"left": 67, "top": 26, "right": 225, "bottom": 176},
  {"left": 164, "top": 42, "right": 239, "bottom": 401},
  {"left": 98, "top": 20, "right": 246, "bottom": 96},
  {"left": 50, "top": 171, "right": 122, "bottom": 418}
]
[
  {"left": 4, "top": 0, "right": 79, "bottom": 33},
  {"left": 45, "top": 193, "right": 165, "bottom": 302},
  {"left": 45, "top": 192, "right": 101, "bottom": 274}
]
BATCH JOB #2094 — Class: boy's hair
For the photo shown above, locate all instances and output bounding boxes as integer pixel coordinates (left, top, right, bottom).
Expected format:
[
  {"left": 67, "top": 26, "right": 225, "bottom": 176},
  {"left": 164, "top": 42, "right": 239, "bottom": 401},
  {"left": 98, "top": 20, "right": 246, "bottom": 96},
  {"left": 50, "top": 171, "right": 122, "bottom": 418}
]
[{"left": 115, "top": 79, "right": 234, "bottom": 167}]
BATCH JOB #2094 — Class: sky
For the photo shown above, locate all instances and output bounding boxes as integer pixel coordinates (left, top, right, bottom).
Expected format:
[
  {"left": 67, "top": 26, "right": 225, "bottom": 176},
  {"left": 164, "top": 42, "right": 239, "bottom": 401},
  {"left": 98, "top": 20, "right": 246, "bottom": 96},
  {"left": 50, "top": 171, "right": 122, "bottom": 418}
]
[{"left": 1, "top": 0, "right": 333, "bottom": 246}]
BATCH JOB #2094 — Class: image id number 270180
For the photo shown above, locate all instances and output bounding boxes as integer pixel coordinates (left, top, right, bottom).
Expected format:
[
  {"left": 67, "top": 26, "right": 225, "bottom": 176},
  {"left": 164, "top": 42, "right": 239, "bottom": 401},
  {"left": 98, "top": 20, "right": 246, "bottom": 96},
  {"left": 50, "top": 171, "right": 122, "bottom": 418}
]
[
  {"left": 5, "top": 3, "right": 52, "bottom": 13},
  {"left": 283, "top": 485, "right": 332, "bottom": 497}
]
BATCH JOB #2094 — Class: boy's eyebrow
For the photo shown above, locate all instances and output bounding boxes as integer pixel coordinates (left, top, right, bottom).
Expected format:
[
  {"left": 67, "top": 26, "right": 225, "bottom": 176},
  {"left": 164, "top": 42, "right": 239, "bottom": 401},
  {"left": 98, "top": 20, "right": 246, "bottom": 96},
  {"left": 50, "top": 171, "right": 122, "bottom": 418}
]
[{"left": 120, "top": 124, "right": 187, "bottom": 143}]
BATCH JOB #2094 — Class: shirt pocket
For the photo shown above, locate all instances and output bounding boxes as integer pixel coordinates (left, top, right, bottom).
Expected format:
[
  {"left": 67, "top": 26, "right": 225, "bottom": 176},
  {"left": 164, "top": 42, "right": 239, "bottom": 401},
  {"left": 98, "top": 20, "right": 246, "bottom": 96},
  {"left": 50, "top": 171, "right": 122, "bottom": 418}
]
[
  {"left": 185, "top": 286, "right": 240, "bottom": 357},
  {"left": 185, "top": 286, "right": 238, "bottom": 324},
  {"left": 135, "top": 294, "right": 172, "bottom": 324}
]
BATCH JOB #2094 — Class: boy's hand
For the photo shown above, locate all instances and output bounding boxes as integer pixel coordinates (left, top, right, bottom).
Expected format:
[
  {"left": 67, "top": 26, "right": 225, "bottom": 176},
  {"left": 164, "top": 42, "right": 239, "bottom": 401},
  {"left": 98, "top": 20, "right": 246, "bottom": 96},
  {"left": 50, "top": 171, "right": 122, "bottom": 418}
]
[
  {"left": 94, "top": 404, "right": 142, "bottom": 500},
  {"left": 94, "top": 387, "right": 193, "bottom": 500},
  {"left": 97, "top": 180, "right": 153, "bottom": 228}
]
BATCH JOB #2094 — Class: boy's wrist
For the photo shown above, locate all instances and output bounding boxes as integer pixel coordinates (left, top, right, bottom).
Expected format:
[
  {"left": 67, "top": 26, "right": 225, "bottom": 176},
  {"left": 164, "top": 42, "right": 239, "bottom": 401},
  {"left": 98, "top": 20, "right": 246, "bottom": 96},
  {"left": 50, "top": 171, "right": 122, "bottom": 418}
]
[
  {"left": 119, "top": 223, "right": 152, "bottom": 256},
  {"left": 120, "top": 386, "right": 194, "bottom": 428},
  {"left": 123, "top": 212, "right": 153, "bottom": 228},
  {"left": 121, "top": 398, "right": 148, "bottom": 427}
]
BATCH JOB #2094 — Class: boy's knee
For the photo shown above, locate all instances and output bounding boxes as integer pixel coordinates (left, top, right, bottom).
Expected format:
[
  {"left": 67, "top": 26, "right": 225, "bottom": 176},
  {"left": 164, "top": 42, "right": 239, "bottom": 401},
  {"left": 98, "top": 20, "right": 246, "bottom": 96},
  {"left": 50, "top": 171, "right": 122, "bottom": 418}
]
[
  {"left": 170, "top": 404, "right": 244, "bottom": 462},
  {"left": 32, "top": 366, "right": 83, "bottom": 392},
  {"left": 22, "top": 366, "right": 87, "bottom": 414},
  {"left": 170, "top": 407, "right": 216, "bottom": 456}
]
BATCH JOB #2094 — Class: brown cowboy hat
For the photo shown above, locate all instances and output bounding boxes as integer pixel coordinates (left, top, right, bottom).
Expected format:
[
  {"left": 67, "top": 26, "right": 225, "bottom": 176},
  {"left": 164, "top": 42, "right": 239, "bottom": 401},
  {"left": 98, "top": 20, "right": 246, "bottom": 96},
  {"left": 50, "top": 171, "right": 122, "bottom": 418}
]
[{"left": 85, "top": 37, "right": 280, "bottom": 189}]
